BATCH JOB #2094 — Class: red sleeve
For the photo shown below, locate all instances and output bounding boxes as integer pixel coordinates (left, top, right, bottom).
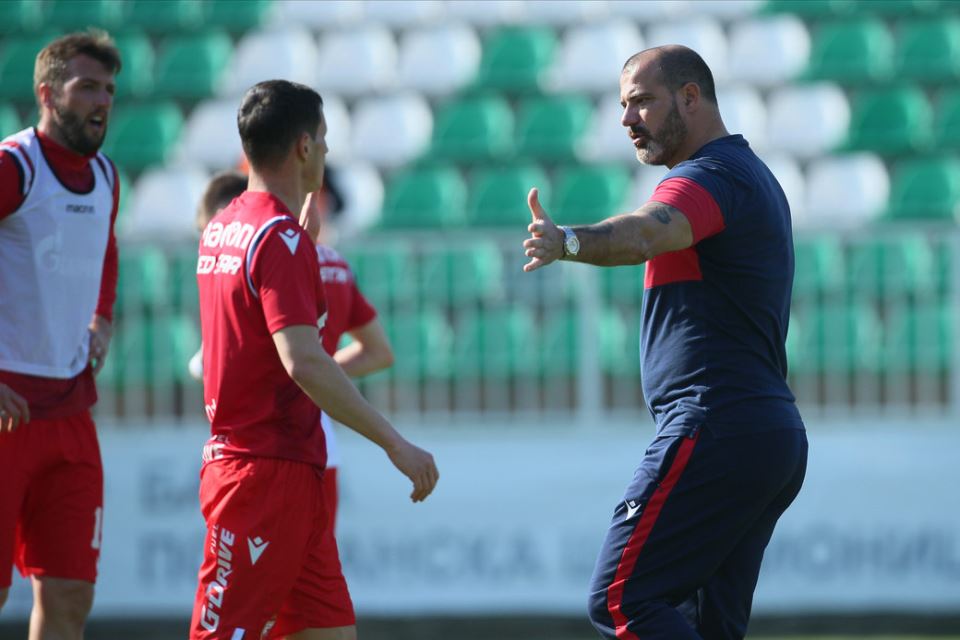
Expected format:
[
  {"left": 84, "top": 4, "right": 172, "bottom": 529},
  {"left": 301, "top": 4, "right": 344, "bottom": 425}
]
[
  {"left": 0, "top": 150, "right": 26, "bottom": 219},
  {"left": 346, "top": 273, "right": 377, "bottom": 331},
  {"left": 95, "top": 161, "right": 120, "bottom": 322},
  {"left": 254, "top": 224, "right": 325, "bottom": 334},
  {"left": 649, "top": 177, "right": 725, "bottom": 244}
]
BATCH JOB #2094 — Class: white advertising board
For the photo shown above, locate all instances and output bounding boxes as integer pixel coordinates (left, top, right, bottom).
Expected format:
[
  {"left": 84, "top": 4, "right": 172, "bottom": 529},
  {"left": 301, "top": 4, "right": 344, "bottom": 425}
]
[{"left": 5, "top": 421, "right": 960, "bottom": 618}]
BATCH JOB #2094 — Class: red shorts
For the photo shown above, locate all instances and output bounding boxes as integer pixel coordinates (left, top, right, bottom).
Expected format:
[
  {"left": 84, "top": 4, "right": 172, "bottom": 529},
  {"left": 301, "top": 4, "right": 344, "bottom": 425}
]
[
  {"left": 0, "top": 411, "right": 103, "bottom": 589},
  {"left": 189, "top": 457, "right": 354, "bottom": 639}
]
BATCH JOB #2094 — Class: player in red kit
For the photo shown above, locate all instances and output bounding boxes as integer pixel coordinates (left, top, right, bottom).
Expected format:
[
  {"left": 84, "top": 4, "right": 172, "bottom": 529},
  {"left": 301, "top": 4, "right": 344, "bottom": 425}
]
[
  {"left": 0, "top": 31, "right": 121, "bottom": 639},
  {"left": 190, "top": 80, "right": 438, "bottom": 640}
]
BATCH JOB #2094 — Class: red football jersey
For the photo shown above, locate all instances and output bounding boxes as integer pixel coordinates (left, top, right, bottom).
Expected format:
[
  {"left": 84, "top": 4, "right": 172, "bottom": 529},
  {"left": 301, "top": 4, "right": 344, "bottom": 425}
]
[
  {"left": 316, "top": 244, "right": 377, "bottom": 356},
  {"left": 197, "top": 191, "right": 327, "bottom": 468}
]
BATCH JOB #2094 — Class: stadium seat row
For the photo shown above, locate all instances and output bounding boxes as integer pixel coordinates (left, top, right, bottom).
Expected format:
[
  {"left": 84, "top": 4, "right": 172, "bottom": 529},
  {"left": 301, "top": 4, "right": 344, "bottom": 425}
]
[{"left": 4, "top": 14, "right": 951, "bottom": 106}]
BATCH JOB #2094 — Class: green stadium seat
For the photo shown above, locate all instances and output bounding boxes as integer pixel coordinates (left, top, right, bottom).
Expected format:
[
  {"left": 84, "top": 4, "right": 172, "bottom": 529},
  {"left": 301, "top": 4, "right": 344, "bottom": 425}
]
[
  {"left": 598, "top": 307, "right": 636, "bottom": 376},
  {"left": 886, "top": 156, "right": 960, "bottom": 221},
  {"left": 762, "top": 0, "right": 850, "bottom": 18},
  {"left": 467, "top": 164, "right": 549, "bottom": 228},
  {"left": 600, "top": 265, "right": 646, "bottom": 305},
  {"left": 842, "top": 87, "right": 932, "bottom": 154},
  {"left": 798, "top": 301, "right": 883, "bottom": 374},
  {"left": 933, "top": 89, "right": 960, "bottom": 150},
  {"left": 895, "top": 19, "right": 960, "bottom": 83},
  {"left": 553, "top": 165, "right": 631, "bottom": 225},
  {"left": 846, "top": 234, "right": 938, "bottom": 298},
  {"left": 540, "top": 308, "right": 578, "bottom": 376},
  {"left": 114, "top": 313, "right": 200, "bottom": 387},
  {"left": 473, "top": 27, "right": 557, "bottom": 93},
  {"left": 0, "top": 35, "right": 55, "bottom": 101},
  {"left": 856, "top": 0, "right": 941, "bottom": 15},
  {"left": 112, "top": 32, "right": 155, "bottom": 99},
  {"left": 419, "top": 242, "right": 505, "bottom": 305},
  {"left": 453, "top": 307, "right": 538, "bottom": 379},
  {"left": 883, "top": 302, "right": 953, "bottom": 373},
  {"left": 45, "top": 0, "right": 123, "bottom": 30},
  {"left": 380, "top": 167, "right": 467, "bottom": 229},
  {"left": 515, "top": 95, "right": 592, "bottom": 161},
  {"left": 125, "top": 0, "right": 203, "bottom": 34},
  {"left": 0, "top": 0, "right": 44, "bottom": 35},
  {"left": 341, "top": 240, "right": 416, "bottom": 306},
  {"left": 792, "top": 236, "right": 845, "bottom": 299},
  {"left": 116, "top": 246, "right": 170, "bottom": 316},
  {"left": 154, "top": 32, "right": 232, "bottom": 100},
  {"left": 102, "top": 102, "right": 183, "bottom": 172},
  {"left": 803, "top": 19, "right": 894, "bottom": 84},
  {"left": 167, "top": 246, "right": 200, "bottom": 314},
  {"left": 386, "top": 309, "right": 454, "bottom": 380},
  {"left": 0, "top": 104, "right": 21, "bottom": 136},
  {"left": 429, "top": 95, "right": 514, "bottom": 163},
  {"left": 202, "top": 0, "right": 273, "bottom": 34}
]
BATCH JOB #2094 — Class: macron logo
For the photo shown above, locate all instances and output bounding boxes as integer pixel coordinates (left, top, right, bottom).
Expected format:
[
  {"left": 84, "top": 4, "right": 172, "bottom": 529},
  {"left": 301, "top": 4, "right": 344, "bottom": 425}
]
[
  {"left": 248, "top": 536, "right": 269, "bottom": 565},
  {"left": 625, "top": 499, "right": 642, "bottom": 521},
  {"left": 279, "top": 229, "right": 300, "bottom": 255}
]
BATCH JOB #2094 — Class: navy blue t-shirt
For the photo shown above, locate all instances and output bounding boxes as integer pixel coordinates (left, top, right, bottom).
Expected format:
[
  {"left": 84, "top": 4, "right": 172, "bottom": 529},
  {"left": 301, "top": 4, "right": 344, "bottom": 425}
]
[{"left": 640, "top": 134, "right": 804, "bottom": 437}]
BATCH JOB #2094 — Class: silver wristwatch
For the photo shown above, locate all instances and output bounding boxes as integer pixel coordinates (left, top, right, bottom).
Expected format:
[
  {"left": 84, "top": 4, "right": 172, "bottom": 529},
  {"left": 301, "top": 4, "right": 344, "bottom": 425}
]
[{"left": 560, "top": 225, "right": 580, "bottom": 258}]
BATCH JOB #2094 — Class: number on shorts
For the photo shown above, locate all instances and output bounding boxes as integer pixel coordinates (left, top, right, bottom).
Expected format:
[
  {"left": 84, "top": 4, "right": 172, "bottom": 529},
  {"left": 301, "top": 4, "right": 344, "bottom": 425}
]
[{"left": 91, "top": 506, "right": 103, "bottom": 550}]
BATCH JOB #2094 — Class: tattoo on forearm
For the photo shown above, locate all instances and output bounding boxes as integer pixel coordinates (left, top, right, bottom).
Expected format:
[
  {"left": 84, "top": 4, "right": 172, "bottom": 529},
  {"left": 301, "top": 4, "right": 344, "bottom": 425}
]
[{"left": 651, "top": 205, "right": 672, "bottom": 225}]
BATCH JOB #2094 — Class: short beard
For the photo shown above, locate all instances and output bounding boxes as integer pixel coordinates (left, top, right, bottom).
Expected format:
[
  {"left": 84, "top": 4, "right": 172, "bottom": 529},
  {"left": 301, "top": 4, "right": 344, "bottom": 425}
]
[
  {"left": 52, "top": 101, "right": 104, "bottom": 156},
  {"left": 635, "top": 98, "right": 687, "bottom": 166}
]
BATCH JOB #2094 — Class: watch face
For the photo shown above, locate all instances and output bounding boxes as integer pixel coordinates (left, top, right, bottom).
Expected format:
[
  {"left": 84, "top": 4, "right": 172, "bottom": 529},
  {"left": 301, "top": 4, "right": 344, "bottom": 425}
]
[{"left": 565, "top": 232, "right": 579, "bottom": 255}]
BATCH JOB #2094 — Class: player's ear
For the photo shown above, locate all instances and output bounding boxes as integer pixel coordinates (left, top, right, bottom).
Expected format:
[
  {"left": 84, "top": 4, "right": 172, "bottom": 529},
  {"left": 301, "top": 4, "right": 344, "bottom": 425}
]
[
  {"left": 296, "top": 131, "right": 311, "bottom": 161},
  {"left": 37, "top": 82, "right": 54, "bottom": 110},
  {"left": 680, "top": 82, "right": 700, "bottom": 111}
]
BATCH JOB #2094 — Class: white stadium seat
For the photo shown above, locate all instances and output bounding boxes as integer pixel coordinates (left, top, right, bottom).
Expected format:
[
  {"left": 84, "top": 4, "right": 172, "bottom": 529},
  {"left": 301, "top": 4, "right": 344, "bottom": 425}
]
[
  {"left": 350, "top": 93, "right": 433, "bottom": 168},
  {"left": 544, "top": 22, "right": 644, "bottom": 93},
  {"left": 124, "top": 166, "right": 210, "bottom": 240},
  {"left": 363, "top": 0, "right": 445, "bottom": 27},
  {"left": 761, "top": 154, "right": 807, "bottom": 223},
  {"left": 444, "top": 0, "right": 523, "bottom": 25},
  {"left": 222, "top": 28, "right": 319, "bottom": 96},
  {"left": 316, "top": 26, "right": 398, "bottom": 97},
  {"left": 269, "top": 0, "right": 364, "bottom": 28},
  {"left": 321, "top": 94, "right": 352, "bottom": 163},
  {"left": 517, "top": 0, "right": 608, "bottom": 25},
  {"left": 398, "top": 25, "right": 481, "bottom": 97},
  {"left": 177, "top": 99, "right": 243, "bottom": 170},
  {"left": 805, "top": 154, "right": 889, "bottom": 226},
  {"left": 579, "top": 98, "right": 638, "bottom": 164},
  {"left": 608, "top": 0, "right": 691, "bottom": 21},
  {"left": 716, "top": 86, "right": 767, "bottom": 151},
  {"left": 645, "top": 19, "right": 729, "bottom": 81},
  {"left": 729, "top": 15, "right": 810, "bottom": 86},
  {"left": 330, "top": 162, "right": 385, "bottom": 239},
  {"left": 767, "top": 83, "right": 849, "bottom": 158}
]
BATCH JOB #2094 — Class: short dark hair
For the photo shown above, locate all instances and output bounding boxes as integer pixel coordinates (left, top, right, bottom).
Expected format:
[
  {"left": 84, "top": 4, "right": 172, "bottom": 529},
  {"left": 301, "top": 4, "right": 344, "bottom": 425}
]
[
  {"left": 197, "top": 170, "right": 248, "bottom": 230},
  {"left": 34, "top": 30, "right": 122, "bottom": 95},
  {"left": 237, "top": 80, "right": 323, "bottom": 169},
  {"left": 623, "top": 46, "right": 717, "bottom": 105}
]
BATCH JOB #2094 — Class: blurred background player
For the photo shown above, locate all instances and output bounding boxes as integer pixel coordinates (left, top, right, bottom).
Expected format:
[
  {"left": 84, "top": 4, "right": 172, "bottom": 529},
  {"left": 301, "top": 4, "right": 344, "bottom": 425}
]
[
  {"left": 191, "top": 80, "right": 436, "bottom": 640},
  {"left": 191, "top": 173, "right": 394, "bottom": 534},
  {"left": 0, "top": 31, "right": 121, "bottom": 640},
  {"left": 523, "top": 46, "right": 807, "bottom": 640}
]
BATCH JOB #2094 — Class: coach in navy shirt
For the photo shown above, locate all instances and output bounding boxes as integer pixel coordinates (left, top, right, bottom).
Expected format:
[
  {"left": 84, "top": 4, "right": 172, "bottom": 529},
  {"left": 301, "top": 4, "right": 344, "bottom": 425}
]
[{"left": 523, "top": 45, "right": 807, "bottom": 640}]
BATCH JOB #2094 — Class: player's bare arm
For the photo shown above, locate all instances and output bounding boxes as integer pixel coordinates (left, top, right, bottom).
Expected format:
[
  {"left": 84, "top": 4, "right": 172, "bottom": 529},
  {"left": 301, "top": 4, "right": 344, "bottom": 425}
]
[
  {"left": 88, "top": 314, "right": 112, "bottom": 375},
  {"left": 272, "top": 325, "right": 438, "bottom": 502},
  {"left": 335, "top": 318, "right": 394, "bottom": 378},
  {"left": 0, "top": 383, "right": 30, "bottom": 432},
  {"left": 523, "top": 188, "right": 693, "bottom": 271}
]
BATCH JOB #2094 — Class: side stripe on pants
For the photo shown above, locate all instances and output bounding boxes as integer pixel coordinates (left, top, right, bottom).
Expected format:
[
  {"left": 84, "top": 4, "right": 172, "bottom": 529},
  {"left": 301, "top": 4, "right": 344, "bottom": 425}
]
[{"left": 606, "top": 431, "right": 702, "bottom": 639}]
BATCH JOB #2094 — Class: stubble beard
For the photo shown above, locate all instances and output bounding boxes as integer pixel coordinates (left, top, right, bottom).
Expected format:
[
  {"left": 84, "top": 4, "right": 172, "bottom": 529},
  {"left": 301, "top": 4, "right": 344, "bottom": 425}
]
[
  {"left": 635, "top": 99, "right": 688, "bottom": 166},
  {"left": 52, "top": 100, "right": 106, "bottom": 156}
]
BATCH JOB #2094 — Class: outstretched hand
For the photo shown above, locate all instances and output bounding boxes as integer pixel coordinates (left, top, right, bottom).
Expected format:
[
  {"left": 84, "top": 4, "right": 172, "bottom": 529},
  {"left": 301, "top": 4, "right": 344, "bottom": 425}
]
[{"left": 522, "top": 188, "right": 563, "bottom": 272}]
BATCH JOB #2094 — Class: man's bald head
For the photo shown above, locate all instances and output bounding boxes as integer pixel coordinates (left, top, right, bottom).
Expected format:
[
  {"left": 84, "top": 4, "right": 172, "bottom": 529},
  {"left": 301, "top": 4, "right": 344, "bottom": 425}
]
[{"left": 622, "top": 45, "right": 717, "bottom": 106}]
